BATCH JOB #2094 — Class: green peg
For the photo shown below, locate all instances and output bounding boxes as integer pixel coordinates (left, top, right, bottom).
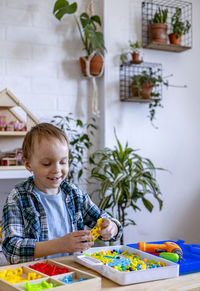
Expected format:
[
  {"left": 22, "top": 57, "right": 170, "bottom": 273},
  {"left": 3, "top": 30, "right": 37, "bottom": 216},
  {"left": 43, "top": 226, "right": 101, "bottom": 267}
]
[{"left": 159, "top": 252, "right": 179, "bottom": 262}]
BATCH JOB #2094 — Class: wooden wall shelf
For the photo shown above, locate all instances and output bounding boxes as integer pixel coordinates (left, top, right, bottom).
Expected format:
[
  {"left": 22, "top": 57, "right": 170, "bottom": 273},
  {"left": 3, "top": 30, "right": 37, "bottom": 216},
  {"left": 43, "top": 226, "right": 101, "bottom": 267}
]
[
  {"left": 120, "top": 97, "right": 152, "bottom": 103},
  {"left": 0, "top": 166, "right": 25, "bottom": 170},
  {"left": 0, "top": 131, "right": 27, "bottom": 136},
  {"left": 0, "top": 167, "right": 30, "bottom": 179},
  {"left": 144, "top": 42, "right": 191, "bottom": 53}
]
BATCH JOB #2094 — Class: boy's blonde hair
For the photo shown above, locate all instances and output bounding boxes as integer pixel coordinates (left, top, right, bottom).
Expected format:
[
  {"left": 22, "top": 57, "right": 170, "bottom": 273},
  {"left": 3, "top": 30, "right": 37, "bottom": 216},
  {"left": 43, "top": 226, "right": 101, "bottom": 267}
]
[{"left": 22, "top": 123, "right": 69, "bottom": 160}]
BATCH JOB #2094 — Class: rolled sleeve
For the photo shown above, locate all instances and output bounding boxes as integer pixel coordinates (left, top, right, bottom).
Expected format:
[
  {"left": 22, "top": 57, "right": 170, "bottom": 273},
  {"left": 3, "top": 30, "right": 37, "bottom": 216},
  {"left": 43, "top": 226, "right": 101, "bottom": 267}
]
[
  {"left": 1, "top": 190, "right": 37, "bottom": 264},
  {"left": 2, "top": 237, "right": 36, "bottom": 264},
  {"left": 108, "top": 217, "right": 123, "bottom": 242}
]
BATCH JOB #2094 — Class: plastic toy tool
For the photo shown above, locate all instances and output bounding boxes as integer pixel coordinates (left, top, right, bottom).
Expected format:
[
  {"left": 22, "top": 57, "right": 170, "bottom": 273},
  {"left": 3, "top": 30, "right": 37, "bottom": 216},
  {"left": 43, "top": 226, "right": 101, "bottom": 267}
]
[
  {"left": 89, "top": 218, "right": 103, "bottom": 242},
  {"left": 138, "top": 241, "right": 183, "bottom": 260}
]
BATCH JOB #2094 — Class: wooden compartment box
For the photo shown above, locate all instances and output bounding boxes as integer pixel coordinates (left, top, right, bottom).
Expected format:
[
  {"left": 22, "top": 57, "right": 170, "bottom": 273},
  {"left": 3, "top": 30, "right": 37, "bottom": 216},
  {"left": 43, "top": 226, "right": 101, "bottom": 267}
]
[{"left": 0, "top": 259, "right": 101, "bottom": 291}]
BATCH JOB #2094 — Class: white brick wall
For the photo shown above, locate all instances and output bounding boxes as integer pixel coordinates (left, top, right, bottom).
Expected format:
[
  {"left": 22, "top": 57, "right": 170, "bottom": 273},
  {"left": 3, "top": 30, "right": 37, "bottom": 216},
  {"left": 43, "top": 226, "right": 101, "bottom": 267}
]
[
  {"left": 0, "top": 7, "right": 32, "bottom": 26},
  {"left": 0, "top": 0, "right": 104, "bottom": 196},
  {"left": 0, "top": 0, "right": 102, "bottom": 120}
]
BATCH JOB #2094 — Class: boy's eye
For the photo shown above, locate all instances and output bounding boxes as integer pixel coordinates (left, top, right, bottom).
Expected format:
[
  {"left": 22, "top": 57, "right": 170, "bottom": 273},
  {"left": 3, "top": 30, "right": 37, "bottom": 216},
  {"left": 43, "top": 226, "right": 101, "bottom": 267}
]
[
  {"left": 42, "top": 163, "right": 51, "bottom": 166},
  {"left": 60, "top": 160, "right": 67, "bottom": 165}
]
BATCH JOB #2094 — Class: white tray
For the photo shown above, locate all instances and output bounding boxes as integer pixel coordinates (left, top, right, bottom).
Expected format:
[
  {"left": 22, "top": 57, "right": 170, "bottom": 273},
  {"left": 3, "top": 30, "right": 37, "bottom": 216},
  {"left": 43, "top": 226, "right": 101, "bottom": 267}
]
[{"left": 74, "top": 245, "right": 179, "bottom": 285}]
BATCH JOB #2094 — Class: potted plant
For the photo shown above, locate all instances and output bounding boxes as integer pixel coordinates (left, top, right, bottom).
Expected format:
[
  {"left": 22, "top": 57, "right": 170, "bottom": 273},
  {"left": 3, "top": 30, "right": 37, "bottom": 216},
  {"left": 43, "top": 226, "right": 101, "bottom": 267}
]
[
  {"left": 89, "top": 130, "right": 164, "bottom": 244},
  {"left": 120, "top": 40, "right": 143, "bottom": 65},
  {"left": 51, "top": 113, "right": 97, "bottom": 184},
  {"left": 53, "top": 0, "right": 106, "bottom": 76},
  {"left": 148, "top": 8, "right": 168, "bottom": 44},
  {"left": 131, "top": 69, "right": 168, "bottom": 123},
  {"left": 168, "top": 8, "right": 191, "bottom": 45}
]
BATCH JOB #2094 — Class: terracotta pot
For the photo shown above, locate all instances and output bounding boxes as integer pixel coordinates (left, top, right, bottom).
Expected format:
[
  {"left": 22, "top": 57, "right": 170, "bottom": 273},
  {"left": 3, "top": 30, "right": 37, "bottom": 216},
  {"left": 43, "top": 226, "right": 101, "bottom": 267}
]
[
  {"left": 80, "top": 55, "right": 104, "bottom": 77},
  {"left": 168, "top": 33, "right": 182, "bottom": 45},
  {"left": 131, "top": 52, "right": 143, "bottom": 64},
  {"left": 148, "top": 23, "right": 168, "bottom": 44},
  {"left": 132, "top": 52, "right": 140, "bottom": 62},
  {"left": 131, "top": 81, "right": 153, "bottom": 99}
]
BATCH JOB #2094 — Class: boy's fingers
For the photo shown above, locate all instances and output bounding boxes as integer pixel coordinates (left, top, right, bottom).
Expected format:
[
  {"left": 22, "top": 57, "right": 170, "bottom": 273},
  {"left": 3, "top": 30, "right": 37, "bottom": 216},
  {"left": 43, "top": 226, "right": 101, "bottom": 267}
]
[
  {"left": 100, "top": 218, "right": 109, "bottom": 227},
  {"left": 80, "top": 235, "right": 93, "bottom": 242},
  {"left": 74, "top": 230, "right": 91, "bottom": 236},
  {"left": 80, "top": 241, "right": 94, "bottom": 249}
]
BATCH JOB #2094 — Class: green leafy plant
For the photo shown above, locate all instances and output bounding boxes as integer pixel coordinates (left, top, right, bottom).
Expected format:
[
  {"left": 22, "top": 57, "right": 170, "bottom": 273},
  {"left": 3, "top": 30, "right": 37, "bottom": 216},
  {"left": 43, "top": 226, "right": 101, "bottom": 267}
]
[
  {"left": 129, "top": 40, "right": 142, "bottom": 54},
  {"left": 151, "top": 7, "right": 168, "bottom": 24},
  {"left": 171, "top": 8, "right": 191, "bottom": 36},
  {"left": 51, "top": 114, "right": 97, "bottom": 184},
  {"left": 132, "top": 69, "right": 168, "bottom": 124},
  {"left": 53, "top": 0, "right": 106, "bottom": 55},
  {"left": 120, "top": 40, "right": 142, "bottom": 65},
  {"left": 89, "top": 130, "right": 164, "bottom": 244}
]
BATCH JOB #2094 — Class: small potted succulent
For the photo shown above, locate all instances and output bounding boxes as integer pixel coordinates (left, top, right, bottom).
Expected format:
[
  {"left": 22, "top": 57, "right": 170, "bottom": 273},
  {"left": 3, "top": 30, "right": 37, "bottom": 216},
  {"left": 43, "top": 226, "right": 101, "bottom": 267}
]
[
  {"left": 168, "top": 8, "right": 191, "bottom": 45},
  {"left": 53, "top": 0, "right": 106, "bottom": 76},
  {"left": 131, "top": 69, "right": 168, "bottom": 122},
  {"left": 148, "top": 8, "right": 168, "bottom": 44},
  {"left": 120, "top": 40, "right": 143, "bottom": 65}
]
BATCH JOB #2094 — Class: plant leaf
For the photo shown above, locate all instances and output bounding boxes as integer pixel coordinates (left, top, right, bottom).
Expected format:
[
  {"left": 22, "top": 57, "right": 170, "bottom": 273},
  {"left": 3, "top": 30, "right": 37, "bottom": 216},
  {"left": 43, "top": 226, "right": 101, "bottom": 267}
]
[
  {"left": 142, "top": 198, "right": 154, "bottom": 212},
  {"left": 53, "top": 0, "right": 77, "bottom": 20}
]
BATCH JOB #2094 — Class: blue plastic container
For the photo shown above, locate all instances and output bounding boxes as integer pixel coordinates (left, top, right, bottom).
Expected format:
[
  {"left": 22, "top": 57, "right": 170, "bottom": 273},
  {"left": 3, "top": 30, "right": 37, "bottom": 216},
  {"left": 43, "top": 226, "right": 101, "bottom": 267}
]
[{"left": 127, "top": 240, "right": 200, "bottom": 275}]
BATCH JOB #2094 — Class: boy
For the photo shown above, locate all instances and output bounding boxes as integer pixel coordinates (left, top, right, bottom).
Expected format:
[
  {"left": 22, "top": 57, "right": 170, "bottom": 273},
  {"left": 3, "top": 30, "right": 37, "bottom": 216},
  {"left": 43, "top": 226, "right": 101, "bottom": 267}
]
[{"left": 1, "top": 123, "right": 122, "bottom": 264}]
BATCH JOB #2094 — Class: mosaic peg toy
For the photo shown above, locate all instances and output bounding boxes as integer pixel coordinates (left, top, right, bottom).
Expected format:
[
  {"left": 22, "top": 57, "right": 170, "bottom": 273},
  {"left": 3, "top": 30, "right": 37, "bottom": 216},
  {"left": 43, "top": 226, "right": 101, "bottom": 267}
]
[
  {"left": 24, "top": 280, "right": 57, "bottom": 291},
  {"left": 89, "top": 218, "right": 103, "bottom": 242},
  {"left": 61, "top": 274, "right": 86, "bottom": 284},
  {"left": 28, "top": 263, "right": 70, "bottom": 276},
  {"left": 0, "top": 268, "right": 42, "bottom": 284}
]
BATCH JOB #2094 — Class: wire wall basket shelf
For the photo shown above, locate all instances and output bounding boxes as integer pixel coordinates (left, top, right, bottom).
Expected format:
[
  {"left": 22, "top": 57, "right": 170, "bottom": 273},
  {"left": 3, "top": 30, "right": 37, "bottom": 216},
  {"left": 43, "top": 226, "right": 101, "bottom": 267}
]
[
  {"left": 142, "top": 0, "right": 192, "bottom": 52},
  {"left": 120, "top": 62, "right": 162, "bottom": 102}
]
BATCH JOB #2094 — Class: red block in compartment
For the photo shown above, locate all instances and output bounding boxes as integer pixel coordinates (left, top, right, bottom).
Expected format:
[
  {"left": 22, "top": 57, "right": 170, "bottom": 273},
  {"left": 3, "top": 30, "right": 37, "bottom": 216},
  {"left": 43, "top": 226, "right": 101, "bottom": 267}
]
[{"left": 29, "top": 262, "right": 70, "bottom": 276}]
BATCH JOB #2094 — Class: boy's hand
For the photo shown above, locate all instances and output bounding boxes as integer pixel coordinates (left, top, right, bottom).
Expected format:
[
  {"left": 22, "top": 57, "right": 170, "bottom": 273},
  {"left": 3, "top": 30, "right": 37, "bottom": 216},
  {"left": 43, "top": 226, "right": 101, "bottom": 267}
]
[
  {"left": 98, "top": 218, "right": 118, "bottom": 241},
  {"left": 61, "top": 230, "right": 94, "bottom": 253}
]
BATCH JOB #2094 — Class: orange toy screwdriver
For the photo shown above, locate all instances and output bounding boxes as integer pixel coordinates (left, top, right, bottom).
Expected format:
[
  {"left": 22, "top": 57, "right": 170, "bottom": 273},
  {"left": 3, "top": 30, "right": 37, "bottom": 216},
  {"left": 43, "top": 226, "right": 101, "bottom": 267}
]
[{"left": 138, "top": 241, "right": 183, "bottom": 260}]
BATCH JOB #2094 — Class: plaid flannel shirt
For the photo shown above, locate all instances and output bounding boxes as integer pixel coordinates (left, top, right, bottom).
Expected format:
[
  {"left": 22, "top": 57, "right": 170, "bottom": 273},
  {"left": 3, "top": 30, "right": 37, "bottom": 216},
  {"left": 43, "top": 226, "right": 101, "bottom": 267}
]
[{"left": 1, "top": 177, "right": 122, "bottom": 264}]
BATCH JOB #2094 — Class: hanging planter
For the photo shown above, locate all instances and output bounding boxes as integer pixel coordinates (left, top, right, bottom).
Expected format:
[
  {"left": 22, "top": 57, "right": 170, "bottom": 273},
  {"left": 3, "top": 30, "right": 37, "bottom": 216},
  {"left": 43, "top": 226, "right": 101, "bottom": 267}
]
[
  {"left": 53, "top": 0, "right": 106, "bottom": 74},
  {"left": 80, "top": 55, "right": 104, "bottom": 77},
  {"left": 53, "top": 0, "right": 106, "bottom": 115}
]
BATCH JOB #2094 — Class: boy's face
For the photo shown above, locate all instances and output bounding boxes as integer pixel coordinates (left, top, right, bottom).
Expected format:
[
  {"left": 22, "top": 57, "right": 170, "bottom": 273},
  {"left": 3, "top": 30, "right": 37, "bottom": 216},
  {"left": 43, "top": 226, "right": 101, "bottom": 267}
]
[{"left": 24, "top": 136, "right": 69, "bottom": 194}]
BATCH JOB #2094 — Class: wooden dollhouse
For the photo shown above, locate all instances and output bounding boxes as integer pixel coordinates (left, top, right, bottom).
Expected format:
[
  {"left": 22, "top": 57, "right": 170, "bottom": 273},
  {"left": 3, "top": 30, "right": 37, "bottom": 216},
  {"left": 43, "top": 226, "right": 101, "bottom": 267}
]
[{"left": 0, "top": 89, "right": 39, "bottom": 170}]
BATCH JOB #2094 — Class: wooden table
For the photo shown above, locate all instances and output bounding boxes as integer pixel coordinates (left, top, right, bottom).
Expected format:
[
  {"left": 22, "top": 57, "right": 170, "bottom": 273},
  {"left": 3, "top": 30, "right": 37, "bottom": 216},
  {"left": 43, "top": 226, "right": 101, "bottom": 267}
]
[{"left": 57, "top": 256, "right": 200, "bottom": 291}]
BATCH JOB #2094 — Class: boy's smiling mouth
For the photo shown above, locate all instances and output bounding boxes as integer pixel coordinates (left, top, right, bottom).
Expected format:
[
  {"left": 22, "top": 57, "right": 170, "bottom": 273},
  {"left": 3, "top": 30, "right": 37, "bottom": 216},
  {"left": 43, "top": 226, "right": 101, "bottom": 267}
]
[{"left": 47, "top": 177, "right": 61, "bottom": 181}]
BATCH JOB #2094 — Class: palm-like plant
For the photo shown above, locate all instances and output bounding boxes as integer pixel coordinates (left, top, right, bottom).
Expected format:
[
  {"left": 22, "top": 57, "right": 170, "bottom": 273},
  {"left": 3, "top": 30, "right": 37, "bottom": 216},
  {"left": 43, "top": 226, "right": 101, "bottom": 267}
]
[{"left": 89, "top": 131, "right": 164, "bottom": 244}]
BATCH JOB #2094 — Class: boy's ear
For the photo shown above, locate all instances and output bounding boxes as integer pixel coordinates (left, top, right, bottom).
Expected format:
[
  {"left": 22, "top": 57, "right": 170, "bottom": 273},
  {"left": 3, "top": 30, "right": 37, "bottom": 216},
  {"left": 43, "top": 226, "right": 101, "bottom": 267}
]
[{"left": 22, "top": 158, "right": 32, "bottom": 172}]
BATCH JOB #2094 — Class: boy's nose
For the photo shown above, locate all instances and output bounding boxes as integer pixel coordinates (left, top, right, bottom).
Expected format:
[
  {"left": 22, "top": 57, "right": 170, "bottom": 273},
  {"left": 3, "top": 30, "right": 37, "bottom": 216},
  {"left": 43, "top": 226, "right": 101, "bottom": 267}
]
[{"left": 52, "top": 164, "right": 60, "bottom": 173}]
